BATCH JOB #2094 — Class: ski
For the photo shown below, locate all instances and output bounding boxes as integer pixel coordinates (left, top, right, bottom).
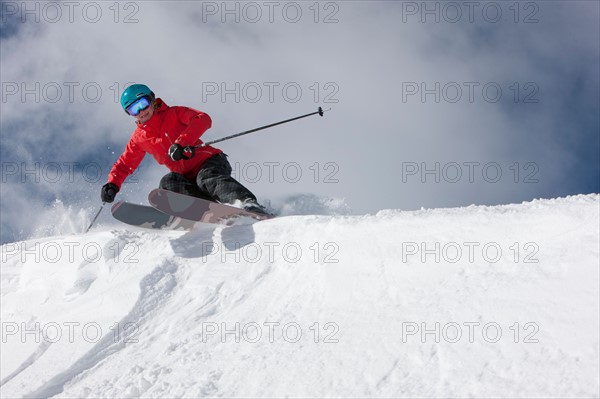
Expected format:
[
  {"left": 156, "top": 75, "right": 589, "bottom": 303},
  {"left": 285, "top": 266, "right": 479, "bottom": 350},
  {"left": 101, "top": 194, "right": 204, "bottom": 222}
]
[
  {"left": 148, "top": 188, "right": 273, "bottom": 224},
  {"left": 111, "top": 201, "right": 199, "bottom": 230}
]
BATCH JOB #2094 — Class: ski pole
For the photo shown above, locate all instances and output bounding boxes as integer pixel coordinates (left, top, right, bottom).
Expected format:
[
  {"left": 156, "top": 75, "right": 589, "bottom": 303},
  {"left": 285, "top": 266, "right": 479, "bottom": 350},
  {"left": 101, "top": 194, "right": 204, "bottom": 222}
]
[
  {"left": 85, "top": 202, "right": 105, "bottom": 233},
  {"left": 195, "top": 107, "right": 329, "bottom": 148}
]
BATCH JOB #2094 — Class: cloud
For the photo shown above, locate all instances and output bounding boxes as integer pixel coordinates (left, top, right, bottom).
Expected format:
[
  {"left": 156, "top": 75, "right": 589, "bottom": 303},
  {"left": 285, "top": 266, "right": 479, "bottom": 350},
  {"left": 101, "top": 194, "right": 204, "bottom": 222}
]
[{"left": 1, "top": 1, "right": 598, "bottom": 243}]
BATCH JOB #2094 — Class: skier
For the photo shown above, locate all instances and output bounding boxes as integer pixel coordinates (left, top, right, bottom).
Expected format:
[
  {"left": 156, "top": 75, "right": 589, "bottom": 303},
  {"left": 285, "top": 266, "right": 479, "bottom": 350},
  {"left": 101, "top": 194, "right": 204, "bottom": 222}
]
[{"left": 100, "top": 83, "right": 269, "bottom": 215}]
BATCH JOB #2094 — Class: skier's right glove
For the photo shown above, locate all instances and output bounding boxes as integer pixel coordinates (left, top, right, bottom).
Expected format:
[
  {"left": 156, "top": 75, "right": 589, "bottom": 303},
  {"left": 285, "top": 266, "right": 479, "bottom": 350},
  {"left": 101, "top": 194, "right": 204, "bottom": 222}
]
[{"left": 101, "top": 183, "right": 119, "bottom": 203}]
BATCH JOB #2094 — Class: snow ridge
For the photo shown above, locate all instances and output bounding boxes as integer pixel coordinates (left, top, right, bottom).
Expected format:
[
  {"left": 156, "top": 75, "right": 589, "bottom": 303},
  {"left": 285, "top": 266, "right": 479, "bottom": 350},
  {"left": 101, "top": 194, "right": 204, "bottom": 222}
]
[{"left": 1, "top": 194, "right": 599, "bottom": 398}]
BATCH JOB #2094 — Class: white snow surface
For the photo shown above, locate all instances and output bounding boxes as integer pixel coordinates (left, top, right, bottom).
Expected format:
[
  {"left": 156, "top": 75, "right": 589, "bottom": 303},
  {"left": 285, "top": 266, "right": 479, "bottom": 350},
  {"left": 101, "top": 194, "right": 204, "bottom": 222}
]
[{"left": 1, "top": 194, "right": 599, "bottom": 398}]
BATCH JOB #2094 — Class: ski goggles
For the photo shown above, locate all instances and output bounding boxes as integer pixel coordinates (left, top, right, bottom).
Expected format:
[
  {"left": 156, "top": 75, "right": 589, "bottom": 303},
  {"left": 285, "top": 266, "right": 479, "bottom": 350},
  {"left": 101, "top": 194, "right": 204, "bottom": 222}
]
[{"left": 126, "top": 96, "right": 152, "bottom": 116}]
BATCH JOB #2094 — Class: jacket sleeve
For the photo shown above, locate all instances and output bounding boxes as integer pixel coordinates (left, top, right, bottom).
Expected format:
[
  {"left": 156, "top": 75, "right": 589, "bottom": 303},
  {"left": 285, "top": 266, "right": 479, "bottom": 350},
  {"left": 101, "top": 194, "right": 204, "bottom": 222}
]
[
  {"left": 173, "top": 107, "right": 212, "bottom": 147},
  {"left": 107, "top": 136, "right": 146, "bottom": 189}
]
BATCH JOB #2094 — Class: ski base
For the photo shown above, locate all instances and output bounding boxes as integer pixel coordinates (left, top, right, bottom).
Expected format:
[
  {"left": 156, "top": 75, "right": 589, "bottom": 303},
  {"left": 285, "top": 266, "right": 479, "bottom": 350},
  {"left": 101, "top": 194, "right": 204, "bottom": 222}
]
[
  {"left": 111, "top": 201, "right": 199, "bottom": 230},
  {"left": 148, "top": 189, "right": 273, "bottom": 223}
]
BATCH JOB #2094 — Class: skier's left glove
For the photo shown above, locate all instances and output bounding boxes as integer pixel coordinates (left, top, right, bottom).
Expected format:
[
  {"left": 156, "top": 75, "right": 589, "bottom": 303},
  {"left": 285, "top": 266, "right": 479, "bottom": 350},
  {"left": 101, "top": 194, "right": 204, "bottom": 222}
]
[{"left": 168, "top": 143, "right": 195, "bottom": 161}]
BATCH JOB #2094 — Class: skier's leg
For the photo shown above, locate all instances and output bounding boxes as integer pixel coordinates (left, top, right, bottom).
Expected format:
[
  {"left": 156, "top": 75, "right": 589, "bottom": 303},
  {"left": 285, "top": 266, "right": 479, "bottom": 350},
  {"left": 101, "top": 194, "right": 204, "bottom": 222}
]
[
  {"left": 160, "top": 172, "right": 212, "bottom": 200},
  {"left": 196, "top": 153, "right": 258, "bottom": 204}
]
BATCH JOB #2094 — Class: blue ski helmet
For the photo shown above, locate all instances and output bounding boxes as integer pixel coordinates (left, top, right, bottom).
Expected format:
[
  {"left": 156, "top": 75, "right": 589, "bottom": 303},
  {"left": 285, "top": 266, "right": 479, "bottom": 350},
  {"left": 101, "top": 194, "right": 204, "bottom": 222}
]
[{"left": 120, "top": 84, "right": 154, "bottom": 113}]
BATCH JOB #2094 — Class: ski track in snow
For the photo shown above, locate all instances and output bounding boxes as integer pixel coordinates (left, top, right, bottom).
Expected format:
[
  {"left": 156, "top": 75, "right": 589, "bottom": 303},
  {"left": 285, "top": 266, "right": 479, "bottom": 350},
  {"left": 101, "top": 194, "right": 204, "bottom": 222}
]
[
  {"left": 24, "top": 259, "right": 181, "bottom": 398},
  {"left": 1, "top": 194, "right": 599, "bottom": 398}
]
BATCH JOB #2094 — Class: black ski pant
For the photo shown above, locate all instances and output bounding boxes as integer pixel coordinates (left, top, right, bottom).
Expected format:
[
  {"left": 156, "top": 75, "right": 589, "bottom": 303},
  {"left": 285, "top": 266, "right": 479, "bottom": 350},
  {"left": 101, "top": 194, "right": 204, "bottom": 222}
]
[{"left": 159, "top": 153, "right": 257, "bottom": 204}]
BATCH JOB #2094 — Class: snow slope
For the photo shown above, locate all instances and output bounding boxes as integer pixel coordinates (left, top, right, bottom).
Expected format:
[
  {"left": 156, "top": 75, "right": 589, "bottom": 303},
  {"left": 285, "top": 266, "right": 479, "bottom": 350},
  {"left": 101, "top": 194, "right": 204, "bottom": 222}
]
[{"left": 1, "top": 194, "right": 599, "bottom": 398}]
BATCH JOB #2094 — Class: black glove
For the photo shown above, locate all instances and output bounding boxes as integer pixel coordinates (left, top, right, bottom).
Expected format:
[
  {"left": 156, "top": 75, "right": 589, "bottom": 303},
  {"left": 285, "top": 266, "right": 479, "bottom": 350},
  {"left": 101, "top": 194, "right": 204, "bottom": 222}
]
[
  {"left": 101, "top": 183, "right": 119, "bottom": 203},
  {"left": 168, "top": 143, "right": 195, "bottom": 161}
]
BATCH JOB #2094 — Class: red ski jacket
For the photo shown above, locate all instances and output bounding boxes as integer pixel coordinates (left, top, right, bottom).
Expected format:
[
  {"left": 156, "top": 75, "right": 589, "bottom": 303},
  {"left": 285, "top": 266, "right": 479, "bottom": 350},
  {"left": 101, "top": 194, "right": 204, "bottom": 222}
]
[{"left": 107, "top": 98, "right": 221, "bottom": 188}]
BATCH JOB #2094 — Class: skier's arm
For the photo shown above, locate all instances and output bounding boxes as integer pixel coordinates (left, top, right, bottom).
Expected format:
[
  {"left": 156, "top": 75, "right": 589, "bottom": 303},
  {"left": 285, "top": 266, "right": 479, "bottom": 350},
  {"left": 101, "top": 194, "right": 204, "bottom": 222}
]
[
  {"left": 107, "top": 138, "right": 146, "bottom": 189},
  {"left": 173, "top": 107, "right": 212, "bottom": 147}
]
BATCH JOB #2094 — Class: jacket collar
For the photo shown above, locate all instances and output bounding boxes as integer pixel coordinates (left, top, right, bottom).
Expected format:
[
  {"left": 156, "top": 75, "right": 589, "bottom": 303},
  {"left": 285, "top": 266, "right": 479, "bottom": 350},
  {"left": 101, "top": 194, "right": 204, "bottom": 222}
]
[{"left": 154, "top": 97, "right": 168, "bottom": 111}]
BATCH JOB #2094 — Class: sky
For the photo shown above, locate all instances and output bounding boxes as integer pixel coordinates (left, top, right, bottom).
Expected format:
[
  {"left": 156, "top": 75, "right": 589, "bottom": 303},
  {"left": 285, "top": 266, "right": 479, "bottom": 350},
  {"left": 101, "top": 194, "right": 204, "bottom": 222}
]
[{"left": 0, "top": 0, "right": 599, "bottom": 243}]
